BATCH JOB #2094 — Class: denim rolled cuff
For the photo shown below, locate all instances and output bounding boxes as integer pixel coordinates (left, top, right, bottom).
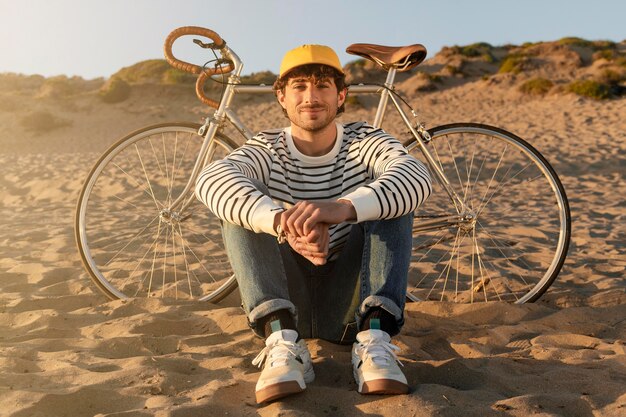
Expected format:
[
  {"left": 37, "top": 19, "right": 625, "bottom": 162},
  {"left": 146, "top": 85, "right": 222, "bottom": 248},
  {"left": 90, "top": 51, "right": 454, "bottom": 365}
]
[
  {"left": 248, "top": 298, "right": 298, "bottom": 335},
  {"left": 357, "top": 295, "right": 405, "bottom": 332}
]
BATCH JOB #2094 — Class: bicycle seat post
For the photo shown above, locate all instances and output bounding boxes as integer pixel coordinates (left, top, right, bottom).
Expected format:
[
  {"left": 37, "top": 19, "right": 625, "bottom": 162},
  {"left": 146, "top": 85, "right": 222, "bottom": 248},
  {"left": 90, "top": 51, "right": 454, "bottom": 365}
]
[{"left": 372, "top": 67, "right": 397, "bottom": 128}]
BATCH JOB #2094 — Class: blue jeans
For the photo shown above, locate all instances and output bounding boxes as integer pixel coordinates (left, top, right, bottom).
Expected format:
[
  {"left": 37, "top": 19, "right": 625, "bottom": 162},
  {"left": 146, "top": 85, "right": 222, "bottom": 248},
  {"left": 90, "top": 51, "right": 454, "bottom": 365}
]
[{"left": 221, "top": 188, "right": 413, "bottom": 343}]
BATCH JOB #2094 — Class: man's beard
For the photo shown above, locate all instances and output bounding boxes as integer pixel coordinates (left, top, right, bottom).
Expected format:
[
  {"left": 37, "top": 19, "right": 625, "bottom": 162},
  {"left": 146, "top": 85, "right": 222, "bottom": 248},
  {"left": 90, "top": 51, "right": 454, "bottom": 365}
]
[{"left": 292, "top": 104, "right": 337, "bottom": 132}]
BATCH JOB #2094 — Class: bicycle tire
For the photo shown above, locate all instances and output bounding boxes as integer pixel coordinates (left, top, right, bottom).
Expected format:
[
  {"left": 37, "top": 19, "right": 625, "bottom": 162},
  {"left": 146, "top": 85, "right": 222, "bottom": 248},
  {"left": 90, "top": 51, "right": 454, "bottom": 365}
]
[
  {"left": 405, "top": 123, "right": 571, "bottom": 303},
  {"left": 75, "top": 122, "right": 239, "bottom": 302}
]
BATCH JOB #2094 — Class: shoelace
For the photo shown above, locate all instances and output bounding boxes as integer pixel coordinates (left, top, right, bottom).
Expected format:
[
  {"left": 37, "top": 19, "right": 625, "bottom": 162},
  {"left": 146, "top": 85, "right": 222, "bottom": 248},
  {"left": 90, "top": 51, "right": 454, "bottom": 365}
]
[
  {"left": 356, "top": 336, "right": 403, "bottom": 367},
  {"left": 252, "top": 339, "right": 302, "bottom": 368}
]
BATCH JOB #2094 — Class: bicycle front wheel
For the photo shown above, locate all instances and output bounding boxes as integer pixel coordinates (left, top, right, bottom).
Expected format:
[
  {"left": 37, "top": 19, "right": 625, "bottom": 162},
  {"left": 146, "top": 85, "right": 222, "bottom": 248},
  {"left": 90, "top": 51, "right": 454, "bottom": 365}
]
[
  {"left": 406, "top": 123, "right": 570, "bottom": 303},
  {"left": 75, "top": 122, "right": 238, "bottom": 302}
]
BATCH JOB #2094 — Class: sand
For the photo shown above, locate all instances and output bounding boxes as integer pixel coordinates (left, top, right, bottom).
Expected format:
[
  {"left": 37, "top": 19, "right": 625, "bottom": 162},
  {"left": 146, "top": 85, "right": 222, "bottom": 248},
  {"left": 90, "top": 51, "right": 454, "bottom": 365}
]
[{"left": 1, "top": 45, "right": 625, "bottom": 416}]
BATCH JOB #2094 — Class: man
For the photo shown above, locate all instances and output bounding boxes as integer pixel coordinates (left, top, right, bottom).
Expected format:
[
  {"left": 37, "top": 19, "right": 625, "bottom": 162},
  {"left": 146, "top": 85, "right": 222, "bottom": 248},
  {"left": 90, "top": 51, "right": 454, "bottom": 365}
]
[{"left": 195, "top": 44, "right": 431, "bottom": 403}]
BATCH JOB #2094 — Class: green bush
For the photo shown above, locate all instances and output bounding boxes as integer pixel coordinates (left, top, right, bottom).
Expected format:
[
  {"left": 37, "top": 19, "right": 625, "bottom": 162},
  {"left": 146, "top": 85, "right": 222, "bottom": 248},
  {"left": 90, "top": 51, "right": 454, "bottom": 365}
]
[
  {"left": 558, "top": 37, "right": 594, "bottom": 48},
  {"left": 499, "top": 55, "right": 528, "bottom": 74},
  {"left": 99, "top": 76, "right": 131, "bottom": 103},
  {"left": 480, "top": 52, "right": 496, "bottom": 63},
  {"left": 593, "top": 49, "right": 617, "bottom": 61},
  {"left": 519, "top": 77, "right": 554, "bottom": 95},
  {"left": 446, "top": 43, "right": 496, "bottom": 63},
  {"left": 521, "top": 42, "right": 540, "bottom": 49},
  {"left": 598, "top": 69, "right": 624, "bottom": 84},
  {"left": 567, "top": 79, "right": 611, "bottom": 100},
  {"left": 558, "top": 37, "right": 616, "bottom": 51},
  {"left": 592, "top": 40, "right": 617, "bottom": 50},
  {"left": 460, "top": 42, "right": 493, "bottom": 57}
]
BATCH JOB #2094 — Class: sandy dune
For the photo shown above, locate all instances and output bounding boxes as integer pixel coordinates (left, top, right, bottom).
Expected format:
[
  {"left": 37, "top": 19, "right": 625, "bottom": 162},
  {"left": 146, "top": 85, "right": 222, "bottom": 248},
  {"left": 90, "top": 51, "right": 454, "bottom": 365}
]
[{"left": 1, "top": 41, "right": 625, "bottom": 415}]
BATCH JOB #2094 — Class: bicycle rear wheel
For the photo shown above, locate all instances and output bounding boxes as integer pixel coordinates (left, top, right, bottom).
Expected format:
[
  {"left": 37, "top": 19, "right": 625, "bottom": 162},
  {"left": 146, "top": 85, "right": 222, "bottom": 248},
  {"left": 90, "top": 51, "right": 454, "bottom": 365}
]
[
  {"left": 75, "top": 122, "right": 238, "bottom": 302},
  {"left": 406, "top": 123, "right": 570, "bottom": 303}
]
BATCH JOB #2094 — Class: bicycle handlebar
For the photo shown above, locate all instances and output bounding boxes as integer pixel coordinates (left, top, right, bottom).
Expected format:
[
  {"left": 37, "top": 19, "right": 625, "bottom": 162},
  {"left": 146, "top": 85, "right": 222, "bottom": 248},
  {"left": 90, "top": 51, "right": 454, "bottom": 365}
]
[{"left": 164, "top": 26, "right": 235, "bottom": 108}]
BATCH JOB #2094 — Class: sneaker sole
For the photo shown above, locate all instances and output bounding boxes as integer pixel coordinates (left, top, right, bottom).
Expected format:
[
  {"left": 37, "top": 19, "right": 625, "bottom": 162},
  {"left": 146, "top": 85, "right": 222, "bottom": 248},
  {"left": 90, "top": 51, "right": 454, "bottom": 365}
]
[
  {"left": 256, "top": 380, "right": 305, "bottom": 403},
  {"left": 359, "top": 379, "right": 409, "bottom": 395}
]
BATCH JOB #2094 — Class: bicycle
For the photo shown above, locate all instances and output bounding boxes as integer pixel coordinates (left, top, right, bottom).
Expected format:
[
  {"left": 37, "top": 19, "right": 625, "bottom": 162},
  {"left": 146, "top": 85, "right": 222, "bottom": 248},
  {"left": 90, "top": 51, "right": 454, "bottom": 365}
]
[{"left": 75, "top": 26, "right": 571, "bottom": 305}]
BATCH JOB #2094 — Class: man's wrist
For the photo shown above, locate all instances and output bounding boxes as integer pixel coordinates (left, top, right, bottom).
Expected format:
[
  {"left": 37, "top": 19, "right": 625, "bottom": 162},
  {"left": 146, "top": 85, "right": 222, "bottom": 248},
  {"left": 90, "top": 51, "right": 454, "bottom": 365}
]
[{"left": 337, "top": 199, "right": 357, "bottom": 222}]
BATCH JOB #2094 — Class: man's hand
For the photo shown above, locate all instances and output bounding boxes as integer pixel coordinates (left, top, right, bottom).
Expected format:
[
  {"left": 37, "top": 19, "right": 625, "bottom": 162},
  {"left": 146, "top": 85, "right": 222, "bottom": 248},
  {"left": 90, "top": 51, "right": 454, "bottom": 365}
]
[
  {"left": 280, "top": 200, "right": 356, "bottom": 237},
  {"left": 287, "top": 223, "right": 330, "bottom": 265},
  {"left": 274, "top": 199, "right": 355, "bottom": 265}
]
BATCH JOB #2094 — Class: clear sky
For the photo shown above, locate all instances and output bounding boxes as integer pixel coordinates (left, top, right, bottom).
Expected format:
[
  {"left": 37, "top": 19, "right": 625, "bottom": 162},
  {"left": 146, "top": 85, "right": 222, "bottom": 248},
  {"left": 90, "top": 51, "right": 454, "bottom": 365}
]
[{"left": 1, "top": 0, "right": 625, "bottom": 79}]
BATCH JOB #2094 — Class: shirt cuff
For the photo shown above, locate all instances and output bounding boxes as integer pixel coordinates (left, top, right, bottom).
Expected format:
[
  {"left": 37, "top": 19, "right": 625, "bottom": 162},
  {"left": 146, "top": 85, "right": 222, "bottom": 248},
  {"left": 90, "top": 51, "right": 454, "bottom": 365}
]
[
  {"left": 249, "top": 196, "right": 283, "bottom": 236},
  {"left": 339, "top": 187, "right": 379, "bottom": 223}
]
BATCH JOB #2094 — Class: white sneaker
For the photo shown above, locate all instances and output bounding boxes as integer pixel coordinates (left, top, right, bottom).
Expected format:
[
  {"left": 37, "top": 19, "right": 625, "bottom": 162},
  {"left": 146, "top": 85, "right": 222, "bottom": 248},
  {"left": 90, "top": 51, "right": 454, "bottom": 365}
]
[
  {"left": 352, "top": 329, "right": 409, "bottom": 394},
  {"left": 252, "top": 329, "right": 314, "bottom": 403}
]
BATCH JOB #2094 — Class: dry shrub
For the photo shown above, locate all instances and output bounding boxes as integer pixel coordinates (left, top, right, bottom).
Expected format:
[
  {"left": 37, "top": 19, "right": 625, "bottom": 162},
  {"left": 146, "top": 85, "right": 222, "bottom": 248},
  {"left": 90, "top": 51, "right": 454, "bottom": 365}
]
[
  {"left": 558, "top": 37, "right": 594, "bottom": 48},
  {"left": 498, "top": 55, "right": 530, "bottom": 74},
  {"left": 567, "top": 79, "right": 611, "bottom": 100},
  {"left": 519, "top": 78, "right": 554, "bottom": 95},
  {"left": 344, "top": 95, "right": 363, "bottom": 108},
  {"left": 113, "top": 60, "right": 171, "bottom": 83},
  {"left": 36, "top": 75, "right": 98, "bottom": 99},
  {"left": 240, "top": 71, "right": 276, "bottom": 85},
  {"left": 19, "top": 110, "right": 72, "bottom": 133},
  {"left": 344, "top": 59, "right": 381, "bottom": 84},
  {"left": 0, "top": 73, "right": 45, "bottom": 93},
  {"left": 99, "top": 76, "right": 131, "bottom": 103},
  {"left": 162, "top": 68, "right": 196, "bottom": 84},
  {"left": 598, "top": 68, "right": 625, "bottom": 84}
]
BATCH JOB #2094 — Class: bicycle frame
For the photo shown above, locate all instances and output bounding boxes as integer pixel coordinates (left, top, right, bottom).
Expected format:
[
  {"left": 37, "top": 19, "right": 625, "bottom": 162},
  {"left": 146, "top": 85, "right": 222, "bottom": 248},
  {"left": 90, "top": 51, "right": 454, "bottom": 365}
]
[{"left": 167, "top": 43, "right": 470, "bottom": 233}]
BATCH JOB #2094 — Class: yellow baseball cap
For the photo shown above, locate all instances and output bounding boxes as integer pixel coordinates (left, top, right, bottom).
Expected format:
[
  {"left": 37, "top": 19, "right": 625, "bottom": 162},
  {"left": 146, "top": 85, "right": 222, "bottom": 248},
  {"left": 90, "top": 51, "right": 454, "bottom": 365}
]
[{"left": 279, "top": 44, "right": 344, "bottom": 78}]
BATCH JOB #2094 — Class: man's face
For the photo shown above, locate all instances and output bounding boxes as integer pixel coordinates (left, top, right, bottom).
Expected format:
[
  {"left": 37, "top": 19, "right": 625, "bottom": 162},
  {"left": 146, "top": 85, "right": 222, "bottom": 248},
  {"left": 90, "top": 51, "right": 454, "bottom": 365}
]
[{"left": 277, "top": 76, "right": 347, "bottom": 133}]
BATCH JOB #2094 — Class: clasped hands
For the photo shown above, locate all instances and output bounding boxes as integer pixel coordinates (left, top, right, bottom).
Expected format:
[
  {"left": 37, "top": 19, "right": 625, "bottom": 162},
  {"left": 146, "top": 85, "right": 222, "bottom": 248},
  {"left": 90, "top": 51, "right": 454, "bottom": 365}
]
[{"left": 274, "top": 199, "right": 356, "bottom": 266}]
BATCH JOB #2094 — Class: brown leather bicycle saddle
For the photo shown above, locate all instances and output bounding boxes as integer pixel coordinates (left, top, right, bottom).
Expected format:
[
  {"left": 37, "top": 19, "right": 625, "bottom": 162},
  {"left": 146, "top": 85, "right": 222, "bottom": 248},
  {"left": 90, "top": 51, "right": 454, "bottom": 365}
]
[{"left": 346, "top": 43, "right": 427, "bottom": 72}]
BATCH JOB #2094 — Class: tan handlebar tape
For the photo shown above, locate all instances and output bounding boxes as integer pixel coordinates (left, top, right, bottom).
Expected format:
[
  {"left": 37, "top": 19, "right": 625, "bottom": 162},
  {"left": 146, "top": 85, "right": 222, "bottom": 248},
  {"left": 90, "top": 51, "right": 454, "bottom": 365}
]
[{"left": 164, "top": 26, "right": 235, "bottom": 109}]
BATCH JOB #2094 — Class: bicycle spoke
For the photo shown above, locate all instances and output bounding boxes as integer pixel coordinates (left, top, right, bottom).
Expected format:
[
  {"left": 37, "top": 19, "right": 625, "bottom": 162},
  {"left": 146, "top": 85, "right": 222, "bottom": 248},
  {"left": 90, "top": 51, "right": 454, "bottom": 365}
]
[
  {"left": 102, "top": 214, "right": 161, "bottom": 266},
  {"left": 475, "top": 143, "right": 508, "bottom": 214},
  {"left": 149, "top": 138, "right": 165, "bottom": 180},
  {"left": 472, "top": 234, "right": 494, "bottom": 302},
  {"left": 171, "top": 221, "right": 178, "bottom": 299},
  {"left": 120, "top": 221, "right": 166, "bottom": 294},
  {"left": 147, "top": 219, "right": 165, "bottom": 297},
  {"left": 463, "top": 135, "right": 479, "bottom": 208},
  {"left": 176, "top": 222, "right": 198, "bottom": 297},
  {"left": 171, "top": 224, "right": 224, "bottom": 284},
  {"left": 414, "top": 240, "right": 454, "bottom": 291},
  {"left": 134, "top": 144, "right": 161, "bottom": 210},
  {"left": 161, "top": 222, "right": 171, "bottom": 298},
  {"left": 475, "top": 162, "right": 538, "bottom": 218},
  {"left": 98, "top": 224, "right": 161, "bottom": 296},
  {"left": 161, "top": 133, "right": 171, "bottom": 207},
  {"left": 171, "top": 131, "right": 194, "bottom": 206},
  {"left": 426, "top": 228, "right": 462, "bottom": 301},
  {"left": 476, "top": 220, "right": 537, "bottom": 284},
  {"left": 467, "top": 135, "right": 494, "bottom": 210},
  {"left": 110, "top": 161, "right": 160, "bottom": 205},
  {"left": 445, "top": 137, "right": 467, "bottom": 203}
]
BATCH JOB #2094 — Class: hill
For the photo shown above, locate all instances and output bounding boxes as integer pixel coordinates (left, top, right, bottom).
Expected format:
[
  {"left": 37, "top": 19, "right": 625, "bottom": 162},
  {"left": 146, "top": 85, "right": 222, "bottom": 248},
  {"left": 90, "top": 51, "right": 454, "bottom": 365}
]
[{"left": 0, "top": 37, "right": 624, "bottom": 154}]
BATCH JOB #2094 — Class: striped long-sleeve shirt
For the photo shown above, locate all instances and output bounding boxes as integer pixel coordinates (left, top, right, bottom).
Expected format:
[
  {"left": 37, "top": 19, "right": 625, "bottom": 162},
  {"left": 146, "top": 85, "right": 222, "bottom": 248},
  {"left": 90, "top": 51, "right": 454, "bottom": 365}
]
[{"left": 195, "top": 121, "right": 432, "bottom": 260}]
